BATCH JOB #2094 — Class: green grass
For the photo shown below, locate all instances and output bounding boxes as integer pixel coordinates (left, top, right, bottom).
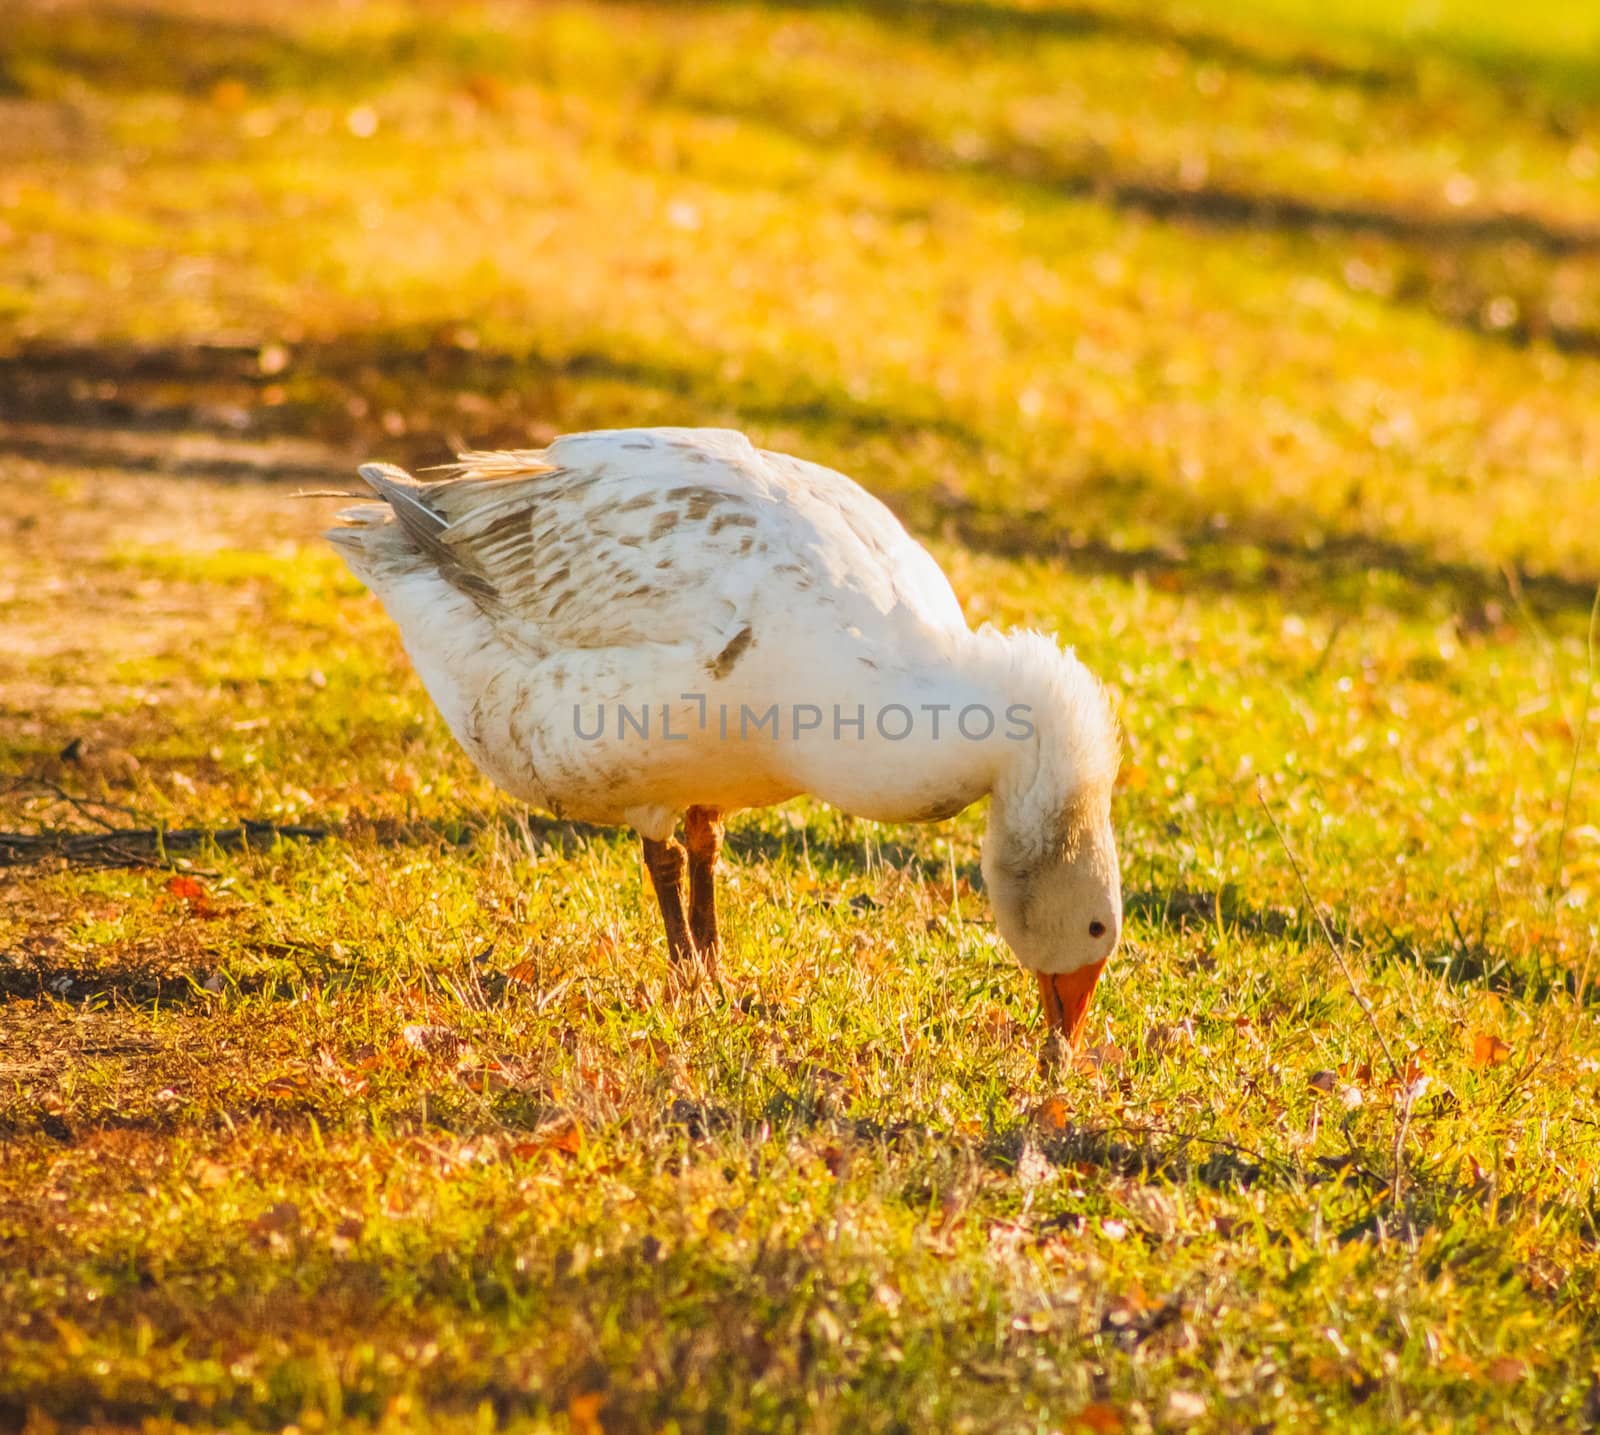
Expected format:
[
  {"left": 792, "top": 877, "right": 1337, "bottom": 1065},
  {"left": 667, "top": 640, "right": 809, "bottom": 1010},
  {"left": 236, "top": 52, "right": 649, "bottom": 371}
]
[{"left": 2, "top": 0, "right": 1599, "bottom": 1430}]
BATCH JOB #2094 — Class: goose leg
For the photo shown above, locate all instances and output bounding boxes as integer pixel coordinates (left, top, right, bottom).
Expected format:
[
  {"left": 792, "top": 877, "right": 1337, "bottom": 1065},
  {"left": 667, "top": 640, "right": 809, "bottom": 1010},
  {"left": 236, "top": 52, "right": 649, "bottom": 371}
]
[
  {"left": 641, "top": 834, "right": 697, "bottom": 966},
  {"left": 684, "top": 805, "right": 725, "bottom": 966}
]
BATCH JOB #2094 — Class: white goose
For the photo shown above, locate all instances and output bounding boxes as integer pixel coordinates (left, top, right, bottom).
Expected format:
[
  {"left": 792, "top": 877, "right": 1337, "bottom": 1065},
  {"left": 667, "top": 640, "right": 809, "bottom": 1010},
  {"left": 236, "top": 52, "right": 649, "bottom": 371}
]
[{"left": 327, "top": 427, "right": 1121, "bottom": 1043}]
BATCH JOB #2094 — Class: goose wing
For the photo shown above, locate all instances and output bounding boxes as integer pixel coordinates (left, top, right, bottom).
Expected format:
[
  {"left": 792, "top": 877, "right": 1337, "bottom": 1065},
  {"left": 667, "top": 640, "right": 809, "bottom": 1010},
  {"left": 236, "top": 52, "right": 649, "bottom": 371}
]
[{"left": 341, "top": 426, "right": 966, "bottom": 657}]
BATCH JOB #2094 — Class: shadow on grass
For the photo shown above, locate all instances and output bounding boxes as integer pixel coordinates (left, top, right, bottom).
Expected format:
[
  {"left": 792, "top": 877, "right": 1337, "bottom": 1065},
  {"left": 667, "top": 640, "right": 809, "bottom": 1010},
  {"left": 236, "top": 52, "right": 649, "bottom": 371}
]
[
  {"left": 0, "top": 810, "right": 617, "bottom": 872},
  {"left": 5, "top": 334, "right": 1597, "bottom": 619},
  {"left": 665, "top": 0, "right": 1600, "bottom": 110},
  {"left": 629, "top": 46, "right": 1600, "bottom": 260},
  {"left": 903, "top": 471, "right": 1600, "bottom": 619},
  {"left": 0, "top": 961, "right": 197, "bottom": 1005},
  {"left": 0, "top": 5, "right": 501, "bottom": 100},
  {"left": 1372, "top": 922, "right": 1598, "bottom": 1006},
  {"left": 1125, "top": 881, "right": 1598, "bottom": 1006},
  {"left": 0, "top": 334, "right": 985, "bottom": 461},
  {"left": 9, "top": 0, "right": 1599, "bottom": 264},
  {"left": 0, "top": 820, "right": 333, "bottom": 870},
  {"left": 0, "top": 0, "right": 1409, "bottom": 107},
  {"left": 17, "top": 0, "right": 1598, "bottom": 117},
  {"left": 0, "top": 941, "right": 300, "bottom": 1006}
]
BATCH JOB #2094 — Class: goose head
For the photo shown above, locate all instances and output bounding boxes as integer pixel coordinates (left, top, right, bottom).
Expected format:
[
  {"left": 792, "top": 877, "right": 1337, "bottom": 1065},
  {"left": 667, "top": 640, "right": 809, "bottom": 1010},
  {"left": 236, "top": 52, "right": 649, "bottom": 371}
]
[
  {"left": 976, "top": 630, "right": 1122, "bottom": 1047},
  {"left": 982, "top": 785, "right": 1121, "bottom": 1046}
]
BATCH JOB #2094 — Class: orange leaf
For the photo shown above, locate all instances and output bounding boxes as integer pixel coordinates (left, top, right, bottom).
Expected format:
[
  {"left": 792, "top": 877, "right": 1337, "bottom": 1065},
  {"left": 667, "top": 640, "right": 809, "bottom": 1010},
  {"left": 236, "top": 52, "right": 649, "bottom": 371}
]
[
  {"left": 1486, "top": 1356, "right": 1528, "bottom": 1385},
  {"left": 566, "top": 1391, "right": 607, "bottom": 1435},
  {"left": 512, "top": 1117, "right": 584, "bottom": 1160},
  {"left": 1470, "top": 1032, "right": 1512, "bottom": 1069},
  {"left": 456, "top": 1061, "right": 514, "bottom": 1093},
  {"left": 191, "top": 1158, "right": 229, "bottom": 1189},
  {"left": 1071, "top": 1403, "right": 1126, "bottom": 1434},
  {"left": 250, "top": 1201, "right": 301, "bottom": 1237},
  {"left": 978, "top": 1003, "right": 1015, "bottom": 1037},
  {"left": 163, "top": 874, "right": 216, "bottom": 914},
  {"left": 1078, "top": 1043, "right": 1126, "bottom": 1072},
  {"left": 1034, "top": 1095, "right": 1071, "bottom": 1131}
]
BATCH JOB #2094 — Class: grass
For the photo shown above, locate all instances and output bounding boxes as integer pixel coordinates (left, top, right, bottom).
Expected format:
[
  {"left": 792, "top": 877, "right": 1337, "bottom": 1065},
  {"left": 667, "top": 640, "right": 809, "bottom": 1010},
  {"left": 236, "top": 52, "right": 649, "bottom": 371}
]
[{"left": 1, "top": 0, "right": 1599, "bottom": 1429}]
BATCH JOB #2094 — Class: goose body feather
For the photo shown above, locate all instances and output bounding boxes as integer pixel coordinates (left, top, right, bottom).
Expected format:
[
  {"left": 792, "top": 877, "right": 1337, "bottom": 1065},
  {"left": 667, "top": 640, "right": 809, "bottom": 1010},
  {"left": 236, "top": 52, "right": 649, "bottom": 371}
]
[{"left": 329, "top": 427, "right": 1114, "bottom": 848}]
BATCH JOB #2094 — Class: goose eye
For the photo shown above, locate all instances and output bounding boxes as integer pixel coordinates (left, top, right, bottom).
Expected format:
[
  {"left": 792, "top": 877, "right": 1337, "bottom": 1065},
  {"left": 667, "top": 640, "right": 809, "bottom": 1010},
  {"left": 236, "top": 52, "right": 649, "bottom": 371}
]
[{"left": 1088, "top": 920, "right": 1107, "bottom": 939}]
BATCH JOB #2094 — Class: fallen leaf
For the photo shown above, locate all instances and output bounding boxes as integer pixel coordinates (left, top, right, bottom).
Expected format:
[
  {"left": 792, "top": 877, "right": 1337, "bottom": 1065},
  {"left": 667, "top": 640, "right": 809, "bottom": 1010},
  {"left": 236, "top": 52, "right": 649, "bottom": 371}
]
[
  {"left": 1486, "top": 1356, "right": 1528, "bottom": 1385},
  {"left": 1397, "top": 1048, "right": 1429, "bottom": 1093},
  {"left": 512, "top": 1117, "right": 584, "bottom": 1160},
  {"left": 978, "top": 1003, "right": 1016, "bottom": 1038},
  {"left": 1033, "top": 1095, "right": 1071, "bottom": 1131},
  {"left": 1307, "top": 1069, "right": 1337, "bottom": 1093},
  {"left": 250, "top": 1201, "right": 300, "bottom": 1238},
  {"left": 456, "top": 1060, "right": 515, "bottom": 1093},
  {"left": 1470, "top": 1032, "right": 1512, "bottom": 1069},
  {"left": 1102, "top": 1285, "right": 1154, "bottom": 1326},
  {"left": 1076, "top": 1043, "right": 1126, "bottom": 1073},
  {"left": 1071, "top": 1403, "right": 1126, "bottom": 1434},
  {"left": 191, "top": 1159, "right": 229, "bottom": 1189},
  {"left": 566, "top": 1390, "right": 607, "bottom": 1435},
  {"left": 163, "top": 874, "right": 216, "bottom": 915},
  {"left": 210, "top": 78, "right": 248, "bottom": 110}
]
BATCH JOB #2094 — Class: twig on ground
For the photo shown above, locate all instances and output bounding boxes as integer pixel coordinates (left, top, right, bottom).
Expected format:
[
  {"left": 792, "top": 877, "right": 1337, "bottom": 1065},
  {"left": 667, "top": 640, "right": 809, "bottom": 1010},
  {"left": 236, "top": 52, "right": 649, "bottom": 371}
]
[
  {"left": 1097, "top": 1121, "right": 1291, "bottom": 1176},
  {"left": 1391, "top": 1083, "right": 1417, "bottom": 1219},
  {"left": 1306, "top": 613, "right": 1349, "bottom": 680},
  {"left": 1547, "top": 584, "right": 1600, "bottom": 910},
  {"left": 0, "top": 821, "right": 330, "bottom": 868},
  {"left": 1257, "top": 781, "right": 1400, "bottom": 1081},
  {"left": 0, "top": 777, "right": 150, "bottom": 832}
]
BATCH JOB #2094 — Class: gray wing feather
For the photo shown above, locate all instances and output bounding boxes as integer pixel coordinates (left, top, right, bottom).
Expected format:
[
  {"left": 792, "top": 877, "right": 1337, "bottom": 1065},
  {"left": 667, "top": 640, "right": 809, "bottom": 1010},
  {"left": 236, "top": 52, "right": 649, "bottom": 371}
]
[
  {"left": 357, "top": 462, "right": 499, "bottom": 602},
  {"left": 351, "top": 442, "right": 757, "bottom": 652}
]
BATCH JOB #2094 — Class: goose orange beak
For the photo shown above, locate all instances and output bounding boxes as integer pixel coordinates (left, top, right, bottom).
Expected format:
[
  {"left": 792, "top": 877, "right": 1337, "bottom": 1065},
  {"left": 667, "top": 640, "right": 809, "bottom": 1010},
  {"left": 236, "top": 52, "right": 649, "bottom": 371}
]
[{"left": 1037, "top": 962, "right": 1105, "bottom": 1046}]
